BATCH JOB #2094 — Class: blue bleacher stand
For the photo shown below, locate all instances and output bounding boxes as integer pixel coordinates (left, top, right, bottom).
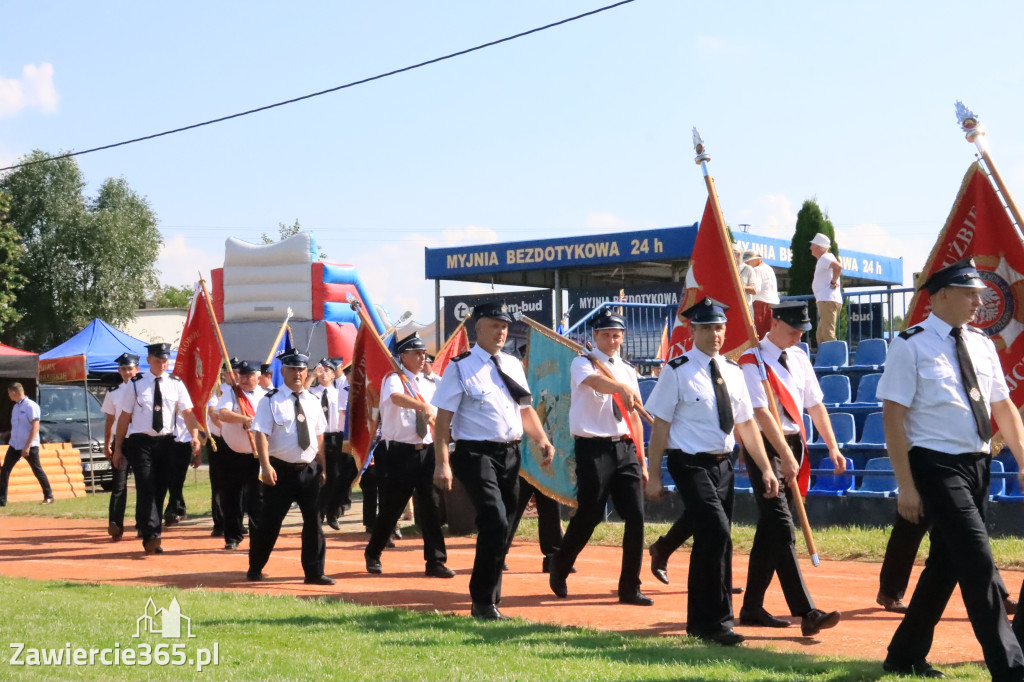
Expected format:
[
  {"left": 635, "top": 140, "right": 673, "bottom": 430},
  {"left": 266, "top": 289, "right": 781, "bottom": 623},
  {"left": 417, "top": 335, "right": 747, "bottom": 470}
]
[
  {"left": 819, "top": 374, "right": 852, "bottom": 407},
  {"left": 847, "top": 457, "right": 899, "bottom": 498},
  {"left": 859, "top": 412, "right": 885, "bottom": 444},
  {"left": 853, "top": 373, "right": 883, "bottom": 405},
  {"left": 995, "top": 455, "right": 1024, "bottom": 502},
  {"left": 849, "top": 338, "right": 887, "bottom": 370},
  {"left": 638, "top": 378, "right": 657, "bottom": 447},
  {"left": 734, "top": 460, "right": 753, "bottom": 494},
  {"left": 990, "top": 459, "right": 1007, "bottom": 500},
  {"left": 813, "top": 340, "right": 849, "bottom": 372},
  {"left": 807, "top": 457, "right": 855, "bottom": 497}
]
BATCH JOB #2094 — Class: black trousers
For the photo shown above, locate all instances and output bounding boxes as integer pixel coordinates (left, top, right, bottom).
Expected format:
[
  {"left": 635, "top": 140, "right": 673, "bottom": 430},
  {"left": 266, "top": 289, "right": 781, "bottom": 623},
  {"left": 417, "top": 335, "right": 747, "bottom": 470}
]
[
  {"left": 366, "top": 442, "right": 447, "bottom": 566},
  {"left": 667, "top": 450, "right": 735, "bottom": 637},
  {"left": 0, "top": 445, "right": 53, "bottom": 502},
  {"left": 220, "top": 446, "right": 263, "bottom": 546},
  {"left": 451, "top": 440, "right": 520, "bottom": 606},
  {"left": 123, "top": 434, "right": 178, "bottom": 543},
  {"left": 108, "top": 457, "right": 132, "bottom": 530},
  {"left": 248, "top": 458, "right": 326, "bottom": 580},
  {"left": 209, "top": 436, "right": 227, "bottom": 532},
  {"left": 887, "top": 448, "right": 1024, "bottom": 681},
  {"left": 160, "top": 442, "right": 191, "bottom": 520},
  {"left": 319, "top": 433, "right": 354, "bottom": 520},
  {"left": 743, "top": 434, "right": 814, "bottom": 616},
  {"left": 505, "top": 478, "right": 564, "bottom": 560},
  {"left": 554, "top": 438, "right": 644, "bottom": 595},
  {"left": 881, "top": 513, "right": 1012, "bottom": 602}
]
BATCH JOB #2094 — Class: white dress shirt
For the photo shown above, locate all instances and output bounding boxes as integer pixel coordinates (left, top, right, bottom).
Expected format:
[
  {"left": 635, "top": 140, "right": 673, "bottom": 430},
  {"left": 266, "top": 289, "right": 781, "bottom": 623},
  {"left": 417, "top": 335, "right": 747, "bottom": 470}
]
[
  {"left": 252, "top": 388, "right": 327, "bottom": 464},
  {"left": 116, "top": 373, "right": 193, "bottom": 438},
  {"left": 216, "top": 386, "right": 267, "bottom": 454},
  {"left": 877, "top": 313, "right": 1006, "bottom": 455},
  {"left": 381, "top": 367, "right": 436, "bottom": 445},
  {"left": 432, "top": 344, "right": 530, "bottom": 443},
  {"left": 174, "top": 412, "right": 192, "bottom": 444},
  {"left": 9, "top": 397, "right": 41, "bottom": 449},
  {"left": 741, "top": 337, "right": 823, "bottom": 435},
  {"left": 644, "top": 347, "right": 753, "bottom": 454},
  {"left": 308, "top": 383, "right": 344, "bottom": 433},
  {"left": 813, "top": 253, "right": 843, "bottom": 303},
  {"left": 752, "top": 262, "right": 780, "bottom": 304},
  {"left": 102, "top": 380, "right": 132, "bottom": 420},
  {"left": 569, "top": 349, "right": 639, "bottom": 438}
]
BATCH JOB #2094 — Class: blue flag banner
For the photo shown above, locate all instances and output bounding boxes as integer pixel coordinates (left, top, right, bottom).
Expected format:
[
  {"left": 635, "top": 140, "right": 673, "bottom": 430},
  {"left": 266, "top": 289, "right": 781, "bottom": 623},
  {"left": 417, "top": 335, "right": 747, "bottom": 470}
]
[
  {"left": 520, "top": 317, "right": 581, "bottom": 509},
  {"left": 270, "top": 329, "right": 293, "bottom": 389}
]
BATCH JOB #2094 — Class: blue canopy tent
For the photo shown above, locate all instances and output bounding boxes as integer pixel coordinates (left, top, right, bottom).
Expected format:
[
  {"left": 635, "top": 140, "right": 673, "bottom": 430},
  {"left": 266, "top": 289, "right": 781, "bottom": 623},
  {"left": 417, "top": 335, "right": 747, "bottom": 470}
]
[{"left": 39, "top": 318, "right": 153, "bottom": 378}]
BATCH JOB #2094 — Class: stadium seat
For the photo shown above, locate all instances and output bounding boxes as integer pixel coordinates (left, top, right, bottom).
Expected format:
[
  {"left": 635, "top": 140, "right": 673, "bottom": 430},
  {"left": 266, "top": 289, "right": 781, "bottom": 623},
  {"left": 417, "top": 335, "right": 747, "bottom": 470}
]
[
  {"left": 850, "top": 338, "right": 887, "bottom": 369},
  {"left": 847, "top": 457, "right": 898, "bottom": 498},
  {"left": 819, "top": 374, "right": 852, "bottom": 407},
  {"left": 813, "top": 340, "right": 849, "bottom": 371},
  {"left": 659, "top": 458, "right": 676, "bottom": 493},
  {"left": 734, "top": 466, "right": 753, "bottom": 494},
  {"left": 853, "top": 373, "right": 883, "bottom": 405},
  {"left": 807, "top": 457, "right": 855, "bottom": 497},
  {"left": 859, "top": 412, "right": 885, "bottom": 445},
  {"left": 637, "top": 377, "right": 657, "bottom": 403},
  {"left": 809, "top": 412, "right": 854, "bottom": 458},
  {"left": 802, "top": 413, "right": 813, "bottom": 442},
  {"left": 797, "top": 341, "right": 810, "bottom": 359},
  {"left": 990, "top": 459, "right": 1007, "bottom": 500},
  {"left": 995, "top": 456, "right": 1024, "bottom": 502}
]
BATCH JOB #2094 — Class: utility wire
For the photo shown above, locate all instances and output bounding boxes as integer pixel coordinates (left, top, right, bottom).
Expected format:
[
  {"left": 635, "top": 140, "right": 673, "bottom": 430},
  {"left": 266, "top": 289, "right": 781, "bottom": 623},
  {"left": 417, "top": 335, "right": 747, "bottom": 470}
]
[{"left": 0, "top": 0, "right": 637, "bottom": 172}]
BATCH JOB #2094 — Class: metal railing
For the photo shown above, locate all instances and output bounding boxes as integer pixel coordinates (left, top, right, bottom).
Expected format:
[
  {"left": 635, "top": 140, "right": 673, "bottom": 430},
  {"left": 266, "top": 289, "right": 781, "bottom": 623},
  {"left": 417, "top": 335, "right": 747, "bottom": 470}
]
[
  {"left": 782, "top": 286, "right": 915, "bottom": 351},
  {"left": 562, "top": 301, "right": 675, "bottom": 371}
]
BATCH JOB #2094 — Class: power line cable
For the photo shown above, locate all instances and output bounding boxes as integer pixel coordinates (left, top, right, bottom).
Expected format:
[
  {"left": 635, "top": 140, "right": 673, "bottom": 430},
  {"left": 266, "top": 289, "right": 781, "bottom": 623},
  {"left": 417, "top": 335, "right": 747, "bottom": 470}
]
[{"left": 0, "top": 0, "right": 637, "bottom": 173}]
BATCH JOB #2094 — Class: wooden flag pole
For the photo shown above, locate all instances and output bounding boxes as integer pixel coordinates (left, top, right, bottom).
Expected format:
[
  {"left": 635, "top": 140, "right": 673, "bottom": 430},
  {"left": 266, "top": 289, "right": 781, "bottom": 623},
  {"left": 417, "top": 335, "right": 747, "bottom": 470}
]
[
  {"left": 263, "top": 308, "right": 294, "bottom": 366},
  {"left": 693, "top": 129, "right": 819, "bottom": 566},
  {"left": 957, "top": 101, "right": 1024, "bottom": 234},
  {"left": 435, "top": 318, "right": 468, "bottom": 358},
  {"left": 348, "top": 300, "right": 429, "bottom": 407}
]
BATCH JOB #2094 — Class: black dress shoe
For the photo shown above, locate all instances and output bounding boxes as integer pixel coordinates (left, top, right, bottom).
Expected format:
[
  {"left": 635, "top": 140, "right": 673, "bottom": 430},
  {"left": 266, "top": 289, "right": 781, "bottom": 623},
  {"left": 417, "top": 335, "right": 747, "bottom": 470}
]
[
  {"left": 801, "top": 609, "right": 841, "bottom": 636},
  {"left": 618, "top": 590, "right": 654, "bottom": 606},
  {"left": 365, "top": 556, "right": 383, "bottom": 574},
  {"left": 876, "top": 591, "right": 908, "bottom": 613},
  {"left": 649, "top": 543, "right": 669, "bottom": 585},
  {"left": 694, "top": 629, "right": 745, "bottom": 646},
  {"left": 425, "top": 563, "right": 456, "bottom": 579},
  {"left": 246, "top": 569, "right": 264, "bottom": 582},
  {"left": 304, "top": 575, "right": 336, "bottom": 586},
  {"left": 541, "top": 555, "right": 576, "bottom": 575},
  {"left": 502, "top": 561, "right": 509, "bottom": 571},
  {"left": 164, "top": 513, "right": 179, "bottom": 526},
  {"left": 108, "top": 522, "right": 123, "bottom": 540},
  {"left": 1006, "top": 598, "right": 1018, "bottom": 616},
  {"left": 392, "top": 528, "right": 402, "bottom": 541},
  {"left": 882, "top": 660, "right": 945, "bottom": 678},
  {"left": 385, "top": 539, "right": 396, "bottom": 549},
  {"left": 224, "top": 541, "right": 239, "bottom": 550},
  {"left": 549, "top": 571, "right": 568, "bottom": 599},
  {"left": 143, "top": 537, "right": 162, "bottom": 555},
  {"left": 211, "top": 528, "right": 224, "bottom": 538},
  {"left": 326, "top": 517, "right": 342, "bottom": 531},
  {"left": 731, "top": 586, "right": 743, "bottom": 595},
  {"left": 739, "top": 607, "right": 791, "bottom": 628},
  {"left": 471, "top": 603, "right": 508, "bottom": 620}
]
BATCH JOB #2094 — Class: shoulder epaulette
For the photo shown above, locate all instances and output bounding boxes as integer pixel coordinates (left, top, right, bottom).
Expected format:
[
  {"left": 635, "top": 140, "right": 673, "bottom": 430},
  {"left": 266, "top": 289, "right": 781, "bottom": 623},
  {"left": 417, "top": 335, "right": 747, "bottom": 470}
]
[
  {"left": 170, "top": 374, "right": 183, "bottom": 382},
  {"left": 265, "top": 388, "right": 279, "bottom": 398},
  {"left": 108, "top": 385, "right": 120, "bottom": 393},
  {"left": 131, "top": 374, "right": 144, "bottom": 383},
  {"left": 966, "top": 325, "right": 985, "bottom": 335},
  {"left": 899, "top": 325, "right": 924, "bottom": 340},
  {"left": 668, "top": 356, "right": 689, "bottom": 369},
  {"left": 725, "top": 358, "right": 739, "bottom": 367},
  {"left": 451, "top": 351, "right": 471, "bottom": 362}
]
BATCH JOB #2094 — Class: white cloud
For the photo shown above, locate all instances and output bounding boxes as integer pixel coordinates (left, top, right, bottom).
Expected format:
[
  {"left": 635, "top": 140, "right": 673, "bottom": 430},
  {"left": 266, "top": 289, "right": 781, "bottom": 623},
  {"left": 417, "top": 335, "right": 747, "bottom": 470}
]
[
  {"left": 834, "top": 221, "right": 929, "bottom": 287},
  {"left": 157, "top": 234, "right": 223, "bottom": 287},
  {"left": 732, "top": 194, "right": 798, "bottom": 239},
  {"left": 0, "top": 63, "right": 59, "bottom": 118}
]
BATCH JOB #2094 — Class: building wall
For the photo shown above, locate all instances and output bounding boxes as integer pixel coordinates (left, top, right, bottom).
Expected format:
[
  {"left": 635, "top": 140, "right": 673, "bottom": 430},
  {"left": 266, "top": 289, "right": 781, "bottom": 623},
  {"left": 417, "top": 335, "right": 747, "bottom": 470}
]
[{"left": 118, "top": 309, "right": 188, "bottom": 348}]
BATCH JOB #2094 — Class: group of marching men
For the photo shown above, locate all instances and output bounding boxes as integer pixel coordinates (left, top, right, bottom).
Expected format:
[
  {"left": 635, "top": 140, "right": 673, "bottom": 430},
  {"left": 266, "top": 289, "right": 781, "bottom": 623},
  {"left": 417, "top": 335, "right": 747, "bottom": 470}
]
[{"left": 100, "top": 256, "right": 1024, "bottom": 679}]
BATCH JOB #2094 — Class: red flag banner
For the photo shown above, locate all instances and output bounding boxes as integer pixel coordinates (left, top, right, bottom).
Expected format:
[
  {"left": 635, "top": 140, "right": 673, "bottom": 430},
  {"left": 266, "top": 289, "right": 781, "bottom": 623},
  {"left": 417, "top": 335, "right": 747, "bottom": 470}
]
[
  {"left": 347, "top": 322, "right": 399, "bottom": 469},
  {"left": 175, "top": 284, "right": 222, "bottom": 433},
  {"left": 432, "top": 324, "right": 469, "bottom": 376},
  {"left": 906, "top": 162, "right": 1024, "bottom": 429}
]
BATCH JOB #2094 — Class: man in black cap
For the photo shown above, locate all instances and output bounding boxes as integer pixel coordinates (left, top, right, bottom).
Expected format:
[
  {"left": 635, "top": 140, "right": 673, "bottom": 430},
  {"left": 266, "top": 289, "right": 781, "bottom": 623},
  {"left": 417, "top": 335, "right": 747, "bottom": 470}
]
[
  {"left": 645, "top": 297, "right": 780, "bottom": 646},
  {"left": 112, "top": 342, "right": 202, "bottom": 555},
  {"left": 215, "top": 360, "right": 267, "bottom": 550},
  {"left": 432, "top": 301, "right": 556, "bottom": 620},
  {"left": 549, "top": 309, "right": 651, "bottom": 606},
  {"left": 207, "top": 362, "right": 234, "bottom": 537},
  {"left": 258, "top": 363, "right": 274, "bottom": 391},
  {"left": 735, "top": 300, "right": 843, "bottom": 636},
  {"left": 880, "top": 258, "right": 1024, "bottom": 680},
  {"left": 247, "top": 349, "right": 333, "bottom": 585},
  {"left": 101, "top": 352, "right": 140, "bottom": 540},
  {"left": 307, "top": 358, "right": 347, "bottom": 530},
  {"left": 365, "top": 332, "right": 453, "bottom": 578}
]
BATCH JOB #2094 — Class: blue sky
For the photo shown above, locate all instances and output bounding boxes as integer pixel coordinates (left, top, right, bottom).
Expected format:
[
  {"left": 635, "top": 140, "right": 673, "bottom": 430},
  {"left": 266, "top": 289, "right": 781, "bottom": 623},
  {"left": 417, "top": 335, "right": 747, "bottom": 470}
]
[{"left": 4, "top": 0, "right": 1024, "bottom": 322}]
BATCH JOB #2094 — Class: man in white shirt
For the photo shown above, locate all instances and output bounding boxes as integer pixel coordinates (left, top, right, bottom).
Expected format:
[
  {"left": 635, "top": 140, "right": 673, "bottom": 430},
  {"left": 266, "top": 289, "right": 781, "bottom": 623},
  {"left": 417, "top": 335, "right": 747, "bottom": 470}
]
[
  {"left": 746, "top": 251, "right": 780, "bottom": 338},
  {"left": 0, "top": 382, "right": 52, "bottom": 506},
  {"left": 308, "top": 358, "right": 347, "bottom": 530},
  {"left": 810, "top": 233, "right": 843, "bottom": 344},
  {"left": 101, "top": 353, "right": 140, "bottom": 539}
]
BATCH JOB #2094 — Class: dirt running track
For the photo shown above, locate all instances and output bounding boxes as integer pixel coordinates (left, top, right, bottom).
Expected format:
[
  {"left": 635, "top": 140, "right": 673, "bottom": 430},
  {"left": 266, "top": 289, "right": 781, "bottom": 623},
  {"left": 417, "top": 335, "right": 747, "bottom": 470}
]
[{"left": 0, "top": 512, "right": 1014, "bottom": 668}]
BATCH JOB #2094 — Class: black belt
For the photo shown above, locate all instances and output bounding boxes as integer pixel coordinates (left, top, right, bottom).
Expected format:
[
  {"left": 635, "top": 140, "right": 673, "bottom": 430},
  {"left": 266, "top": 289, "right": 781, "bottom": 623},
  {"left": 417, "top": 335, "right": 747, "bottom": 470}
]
[
  {"left": 270, "top": 457, "right": 313, "bottom": 471},
  {"left": 666, "top": 448, "right": 731, "bottom": 462},
  {"left": 909, "top": 446, "right": 988, "bottom": 462},
  {"left": 576, "top": 435, "right": 632, "bottom": 443},
  {"left": 456, "top": 439, "right": 521, "bottom": 453},
  {"left": 388, "top": 441, "right": 431, "bottom": 453},
  {"left": 130, "top": 433, "right": 174, "bottom": 441}
]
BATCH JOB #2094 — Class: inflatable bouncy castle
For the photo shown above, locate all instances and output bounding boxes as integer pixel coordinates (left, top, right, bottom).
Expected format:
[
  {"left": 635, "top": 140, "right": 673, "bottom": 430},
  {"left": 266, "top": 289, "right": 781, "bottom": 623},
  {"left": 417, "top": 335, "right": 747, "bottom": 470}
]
[{"left": 209, "top": 233, "right": 386, "bottom": 364}]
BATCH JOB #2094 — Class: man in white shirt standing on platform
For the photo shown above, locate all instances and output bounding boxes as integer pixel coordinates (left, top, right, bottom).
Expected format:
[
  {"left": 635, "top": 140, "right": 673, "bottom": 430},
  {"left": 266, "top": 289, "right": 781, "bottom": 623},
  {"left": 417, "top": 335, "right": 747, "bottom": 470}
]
[{"left": 810, "top": 233, "right": 843, "bottom": 344}]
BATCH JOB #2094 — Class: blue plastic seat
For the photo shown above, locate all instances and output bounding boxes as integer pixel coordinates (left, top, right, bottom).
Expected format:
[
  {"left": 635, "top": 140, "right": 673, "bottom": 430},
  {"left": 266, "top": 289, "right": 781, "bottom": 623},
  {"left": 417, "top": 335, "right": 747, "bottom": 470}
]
[
  {"left": 797, "top": 342, "right": 810, "bottom": 359},
  {"left": 854, "top": 373, "right": 883, "bottom": 404},
  {"left": 807, "top": 457, "right": 855, "bottom": 497},
  {"left": 995, "top": 456, "right": 1024, "bottom": 502},
  {"left": 814, "top": 340, "right": 849, "bottom": 371},
  {"left": 659, "top": 457, "right": 676, "bottom": 493},
  {"left": 808, "top": 413, "right": 854, "bottom": 457},
  {"left": 803, "top": 413, "right": 813, "bottom": 442},
  {"left": 819, "top": 374, "right": 852, "bottom": 406},
  {"left": 990, "top": 459, "right": 1007, "bottom": 500},
  {"left": 850, "top": 338, "right": 887, "bottom": 369},
  {"left": 860, "top": 412, "right": 885, "bottom": 445},
  {"left": 847, "top": 457, "right": 898, "bottom": 498}
]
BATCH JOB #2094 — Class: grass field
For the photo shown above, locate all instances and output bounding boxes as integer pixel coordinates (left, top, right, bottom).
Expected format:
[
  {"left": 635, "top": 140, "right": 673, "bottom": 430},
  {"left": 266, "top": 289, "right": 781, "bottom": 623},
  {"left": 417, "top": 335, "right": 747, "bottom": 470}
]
[{"left": 0, "top": 577, "right": 993, "bottom": 681}]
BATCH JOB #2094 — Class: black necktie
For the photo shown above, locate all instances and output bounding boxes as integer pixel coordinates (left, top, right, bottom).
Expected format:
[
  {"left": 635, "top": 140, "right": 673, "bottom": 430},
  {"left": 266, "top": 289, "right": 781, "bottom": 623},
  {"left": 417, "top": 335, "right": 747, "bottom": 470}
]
[
  {"left": 294, "top": 392, "right": 311, "bottom": 450},
  {"left": 321, "top": 390, "right": 330, "bottom": 418},
  {"left": 490, "top": 355, "right": 532, "bottom": 406},
  {"left": 708, "top": 358, "right": 734, "bottom": 434},
  {"left": 152, "top": 377, "right": 164, "bottom": 432},
  {"left": 950, "top": 328, "right": 992, "bottom": 441},
  {"left": 778, "top": 350, "right": 789, "bottom": 372},
  {"left": 607, "top": 357, "right": 623, "bottom": 421}
]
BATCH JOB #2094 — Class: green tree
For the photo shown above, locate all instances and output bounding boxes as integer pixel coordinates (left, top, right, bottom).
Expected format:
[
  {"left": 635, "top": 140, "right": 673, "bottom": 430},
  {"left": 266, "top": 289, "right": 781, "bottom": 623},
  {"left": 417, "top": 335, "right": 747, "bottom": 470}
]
[
  {"left": 0, "top": 192, "right": 28, "bottom": 331},
  {"left": 0, "top": 151, "right": 162, "bottom": 351},
  {"left": 147, "top": 284, "right": 193, "bottom": 308},
  {"left": 261, "top": 219, "right": 328, "bottom": 260},
  {"left": 788, "top": 199, "right": 840, "bottom": 295}
]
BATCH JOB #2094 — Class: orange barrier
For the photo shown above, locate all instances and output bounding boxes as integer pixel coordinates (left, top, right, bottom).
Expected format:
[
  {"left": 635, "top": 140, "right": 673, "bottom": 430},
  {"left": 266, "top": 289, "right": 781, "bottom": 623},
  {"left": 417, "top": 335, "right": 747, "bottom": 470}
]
[{"left": 4, "top": 443, "right": 86, "bottom": 502}]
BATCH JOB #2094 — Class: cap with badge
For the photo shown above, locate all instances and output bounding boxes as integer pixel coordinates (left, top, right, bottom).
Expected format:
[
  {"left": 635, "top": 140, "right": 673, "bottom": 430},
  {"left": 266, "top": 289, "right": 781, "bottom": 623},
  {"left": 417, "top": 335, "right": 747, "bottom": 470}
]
[
  {"left": 318, "top": 357, "right": 339, "bottom": 371},
  {"left": 920, "top": 257, "right": 987, "bottom": 295},
  {"left": 593, "top": 309, "right": 626, "bottom": 331},
  {"left": 276, "top": 349, "right": 309, "bottom": 368},
  {"left": 681, "top": 297, "right": 730, "bottom": 325},
  {"left": 235, "top": 360, "right": 259, "bottom": 375},
  {"left": 146, "top": 342, "right": 172, "bottom": 359},
  {"left": 771, "top": 301, "right": 813, "bottom": 331},
  {"left": 260, "top": 363, "right": 273, "bottom": 375},
  {"left": 228, "top": 357, "right": 242, "bottom": 370},
  {"left": 115, "top": 352, "right": 140, "bottom": 367},
  {"left": 471, "top": 301, "right": 514, "bottom": 324},
  {"left": 396, "top": 332, "right": 427, "bottom": 354}
]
